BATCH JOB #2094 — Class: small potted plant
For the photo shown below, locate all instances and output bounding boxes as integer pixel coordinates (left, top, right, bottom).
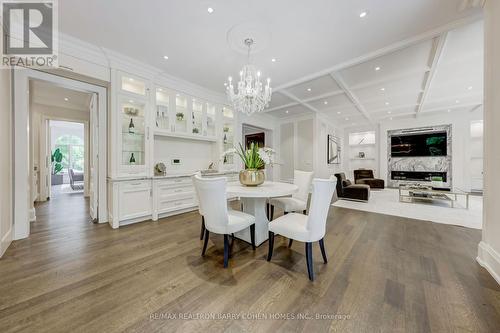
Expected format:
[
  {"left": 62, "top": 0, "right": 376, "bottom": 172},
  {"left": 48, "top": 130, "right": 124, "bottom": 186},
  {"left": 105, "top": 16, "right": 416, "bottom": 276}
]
[
  {"left": 223, "top": 126, "right": 229, "bottom": 133},
  {"left": 176, "top": 112, "right": 184, "bottom": 121},
  {"left": 192, "top": 128, "right": 199, "bottom": 134}
]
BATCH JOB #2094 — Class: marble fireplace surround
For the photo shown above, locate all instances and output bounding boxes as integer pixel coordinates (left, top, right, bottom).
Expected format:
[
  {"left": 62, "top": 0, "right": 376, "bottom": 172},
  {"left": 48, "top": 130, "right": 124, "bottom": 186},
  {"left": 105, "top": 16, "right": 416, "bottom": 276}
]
[{"left": 387, "top": 124, "right": 452, "bottom": 188}]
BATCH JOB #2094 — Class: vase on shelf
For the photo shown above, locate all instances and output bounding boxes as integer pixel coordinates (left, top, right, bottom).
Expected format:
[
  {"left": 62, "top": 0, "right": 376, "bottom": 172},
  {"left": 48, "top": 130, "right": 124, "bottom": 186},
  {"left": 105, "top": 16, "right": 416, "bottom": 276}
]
[
  {"left": 129, "top": 153, "right": 136, "bottom": 164},
  {"left": 239, "top": 169, "right": 265, "bottom": 186}
]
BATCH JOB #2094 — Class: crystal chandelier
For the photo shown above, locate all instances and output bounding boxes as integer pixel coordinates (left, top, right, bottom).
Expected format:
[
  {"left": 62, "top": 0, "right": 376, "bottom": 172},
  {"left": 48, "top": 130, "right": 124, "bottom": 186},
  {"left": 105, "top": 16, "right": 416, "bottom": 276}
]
[{"left": 226, "top": 38, "right": 272, "bottom": 116}]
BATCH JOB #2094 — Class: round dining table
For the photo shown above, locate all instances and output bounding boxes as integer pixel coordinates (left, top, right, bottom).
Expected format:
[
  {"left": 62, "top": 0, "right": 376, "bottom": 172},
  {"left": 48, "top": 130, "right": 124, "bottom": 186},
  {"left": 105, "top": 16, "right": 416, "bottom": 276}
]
[{"left": 226, "top": 181, "right": 298, "bottom": 246}]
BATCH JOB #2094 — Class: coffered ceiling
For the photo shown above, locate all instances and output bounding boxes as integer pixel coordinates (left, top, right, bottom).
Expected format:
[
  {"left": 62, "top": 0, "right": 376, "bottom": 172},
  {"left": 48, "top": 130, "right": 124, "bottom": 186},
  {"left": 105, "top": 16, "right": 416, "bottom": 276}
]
[
  {"left": 58, "top": 0, "right": 483, "bottom": 124},
  {"left": 267, "top": 20, "right": 484, "bottom": 125}
]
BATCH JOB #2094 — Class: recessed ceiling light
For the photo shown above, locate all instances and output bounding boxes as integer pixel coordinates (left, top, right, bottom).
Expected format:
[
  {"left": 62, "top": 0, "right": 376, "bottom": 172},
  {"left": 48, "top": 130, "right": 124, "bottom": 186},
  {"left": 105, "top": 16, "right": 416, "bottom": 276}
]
[
  {"left": 128, "top": 78, "right": 134, "bottom": 82},
  {"left": 285, "top": 110, "right": 289, "bottom": 114},
  {"left": 345, "top": 117, "right": 349, "bottom": 121},
  {"left": 324, "top": 101, "right": 328, "bottom": 105},
  {"left": 385, "top": 102, "right": 390, "bottom": 105},
  {"left": 359, "top": 11, "right": 368, "bottom": 18},
  {"left": 158, "top": 88, "right": 162, "bottom": 92},
  {"left": 387, "top": 111, "right": 392, "bottom": 114},
  {"left": 307, "top": 88, "right": 312, "bottom": 92},
  {"left": 337, "top": 111, "right": 341, "bottom": 114},
  {"left": 375, "top": 66, "right": 381, "bottom": 71},
  {"left": 456, "top": 100, "right": 460, "bottom": 103},
  {"left": 129, "top": 100, "right": 134, "bottom": 103},
  {"left": 223, "top": 83, "right": 227, "bottom": 86},
  {"left": 380, "top": 87, "right": 385, "bottom": 91},
  {"left": 207, "top": 7, "right": 214, "bottom": 13},
  {"left": 163, "top": 55, "right": 169, "bottom": 60},
  {"left": 271, "top": 58, "right": 276, "bottom": 62},
  {"left": 468, "top": 86, "right": 473, "bottom": 90},
  {"left": 447, "top": 109, "right": 451, "bottom": 112},
  {"left": 64, "top": 97, "right": 69, "bottom": 101},
  {"left": 389, "top": 117, "right": 393, "bottom": 120}
]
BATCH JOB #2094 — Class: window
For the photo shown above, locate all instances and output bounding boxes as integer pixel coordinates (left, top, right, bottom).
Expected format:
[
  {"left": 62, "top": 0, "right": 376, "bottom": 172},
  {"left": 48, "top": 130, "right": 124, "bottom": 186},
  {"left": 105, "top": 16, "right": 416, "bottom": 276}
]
[{"left": 54, "top": 134, "right": 84, "bottom": 172}]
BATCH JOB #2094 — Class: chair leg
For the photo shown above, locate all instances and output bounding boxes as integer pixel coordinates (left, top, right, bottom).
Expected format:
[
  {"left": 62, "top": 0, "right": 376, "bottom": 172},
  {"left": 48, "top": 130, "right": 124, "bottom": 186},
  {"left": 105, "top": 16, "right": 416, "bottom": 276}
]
[
  {"left": 200, "top": 216, "right": 205, "bottom": 240},
  {"left": 223, "top": 234, "right": 230, "bottom": 268},
  {"left": 270, "top": 205, "right": 274, "bottom": 221},
  {"left": 267, "top": 231, "right": 275, "bottom": 261},
  {"left": 250, "top": 224, "right": 256, "bottom": 250},
  {"left": 305, "top": 242, "right": 314, "bottom": 281},
  {"left": 201, "top": 229, "right": 209, "bottom": 256},
  {"left": 288, "top": 239, "right": 293, "bottom": 247},
  {"left": 284, "top": 211, "right": 289, "bottom": 215},
  {"left": 319, "top": 238, "right": 328, "bottom": 264},
  {"left": 229, "top": 233, "right": 235, "bottom": 257},
  {"left": 303, "top": 210, "right": 307, "bottom": 215},
  {"left": 266, "top": 203, "right": 270, "bottom": 219}
]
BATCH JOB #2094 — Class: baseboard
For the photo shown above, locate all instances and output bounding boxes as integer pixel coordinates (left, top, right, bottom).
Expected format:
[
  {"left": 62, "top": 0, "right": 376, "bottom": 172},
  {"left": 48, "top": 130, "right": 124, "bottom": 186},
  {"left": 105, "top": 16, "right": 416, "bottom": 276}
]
[
  {"left": 29, "top": 208, "right": 36, "bottom": 222},
  {"left": 0, "top": 227, "right": 12, "bottom": 257},
  {"left": 477, "top": 241, "right": 500, "bottom": 285}
]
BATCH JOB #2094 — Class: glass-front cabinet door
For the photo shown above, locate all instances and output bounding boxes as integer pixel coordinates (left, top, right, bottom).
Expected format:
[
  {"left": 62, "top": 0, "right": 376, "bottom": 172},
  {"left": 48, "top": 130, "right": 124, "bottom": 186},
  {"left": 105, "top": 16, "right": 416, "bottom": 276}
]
[
  {"left": 222, "top": 107, "right": 235, "bottom": 166},
  {"left": 120, "top": 73, "right": 147, "bottom": 97},
  {"left": 191, "top": 98, "right": 203, "bottom": 136},
  {"left": 155, "top": 87, "right": 172, "bottom": 132},
  {"left": 206, "top": 103, "right": 216, "bottom": 138},
  {"left": 120, "top": 98, "right": 146, "bottom": 168},
  {"left": 174, "top": 93, "right": 189, "bottom": 134}
]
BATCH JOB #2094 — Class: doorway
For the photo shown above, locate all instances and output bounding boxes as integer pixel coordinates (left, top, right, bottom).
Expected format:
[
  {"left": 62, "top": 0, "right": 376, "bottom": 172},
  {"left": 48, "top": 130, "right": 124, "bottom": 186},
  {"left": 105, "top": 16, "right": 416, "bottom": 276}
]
[
  {"left": 13, "top": 69, "right": 107, "bottom": 240},
  {"left": 242, "top": 123, "right": 274, "bottom": 180}
]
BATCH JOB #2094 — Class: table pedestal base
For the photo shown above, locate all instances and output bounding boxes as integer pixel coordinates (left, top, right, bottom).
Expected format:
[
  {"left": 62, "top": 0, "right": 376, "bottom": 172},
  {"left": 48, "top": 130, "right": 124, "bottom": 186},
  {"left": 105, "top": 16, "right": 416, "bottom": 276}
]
[{"left": 235, "top": 197, "right": 269, "bottom": 246}]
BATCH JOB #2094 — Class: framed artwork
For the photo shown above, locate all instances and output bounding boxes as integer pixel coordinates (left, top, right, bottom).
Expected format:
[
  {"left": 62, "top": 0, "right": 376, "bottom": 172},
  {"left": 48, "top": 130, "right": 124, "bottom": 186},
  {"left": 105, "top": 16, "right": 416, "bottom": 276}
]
[{"left": 327, "top": 135, "right": 341, "bottom": 164}]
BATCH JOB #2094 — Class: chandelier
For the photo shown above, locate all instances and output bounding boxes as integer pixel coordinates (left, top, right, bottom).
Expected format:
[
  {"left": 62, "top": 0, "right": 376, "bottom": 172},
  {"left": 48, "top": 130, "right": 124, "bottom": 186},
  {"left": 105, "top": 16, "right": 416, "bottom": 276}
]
[{"left": 226, "top": 38, "right": 272, "bottom": 116}]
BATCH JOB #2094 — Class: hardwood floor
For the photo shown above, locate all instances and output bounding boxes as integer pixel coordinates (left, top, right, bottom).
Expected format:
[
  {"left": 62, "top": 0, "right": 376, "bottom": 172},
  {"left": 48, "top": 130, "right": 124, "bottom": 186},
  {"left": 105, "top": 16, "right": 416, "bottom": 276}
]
[{"left": 1, "top": 197, "right": 499, "bottom": 332}]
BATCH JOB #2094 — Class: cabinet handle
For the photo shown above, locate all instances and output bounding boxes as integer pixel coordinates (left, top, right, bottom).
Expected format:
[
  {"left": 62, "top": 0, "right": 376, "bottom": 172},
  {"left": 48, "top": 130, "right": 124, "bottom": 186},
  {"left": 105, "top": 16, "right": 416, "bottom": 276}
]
[
  {"left": 174, "top": 179, "right": 183, "bottom": 183},
  {"left": 59, "top": 65, "right": 74, "bottom": 71},
  {"left": 174, "top": 189, "right": 183, "bottom": 192},
  {"left": 130, "top": 182, "right": 142, "bottom": 186}
]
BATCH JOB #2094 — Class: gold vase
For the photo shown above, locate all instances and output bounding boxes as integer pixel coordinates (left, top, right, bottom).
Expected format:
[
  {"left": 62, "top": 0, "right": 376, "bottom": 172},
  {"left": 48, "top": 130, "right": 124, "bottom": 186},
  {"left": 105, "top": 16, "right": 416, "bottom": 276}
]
[{"left": 239, "top": 169, "right": 265, "bottom": 186}]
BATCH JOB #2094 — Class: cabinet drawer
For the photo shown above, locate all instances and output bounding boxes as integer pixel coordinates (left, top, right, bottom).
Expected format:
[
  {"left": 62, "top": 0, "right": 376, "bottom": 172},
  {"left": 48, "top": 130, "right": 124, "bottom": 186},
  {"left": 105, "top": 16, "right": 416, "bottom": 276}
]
[
  {"left": 157, "top": 177, "right": 192, "bottom": 187},
  {"left": 120, "top": 180, "right": 151, "bottom": 191},
  {"left": 158, "top": 185, "right": 193, "bottom": 197},
  {"left": 158, "top": 196, "right": 196, "bottom": 212}
]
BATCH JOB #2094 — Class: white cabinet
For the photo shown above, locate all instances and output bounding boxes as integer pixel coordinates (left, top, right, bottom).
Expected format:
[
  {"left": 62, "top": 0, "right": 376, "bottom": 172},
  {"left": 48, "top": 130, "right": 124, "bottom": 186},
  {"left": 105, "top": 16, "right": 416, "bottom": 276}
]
[
  {"left": 110, "top": 70, "right": 152, "bottom": 178},
  {"left": 153, "top": 86, "right": 219, "bottom": 142},
  {"left": 152, "top": 177, "right": 197, "bottom": 220},
  {"left": 109, "top": 179, "right": 152, "bottom": 228}
]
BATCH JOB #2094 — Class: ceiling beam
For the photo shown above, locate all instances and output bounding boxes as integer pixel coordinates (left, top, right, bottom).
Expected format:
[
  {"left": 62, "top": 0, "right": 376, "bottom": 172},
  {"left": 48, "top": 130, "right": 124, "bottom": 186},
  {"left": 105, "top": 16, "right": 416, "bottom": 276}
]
[
  {"left": 264, "top": 101, "right": 300, "bottom": 113},
  {"left": 415, "top": 32, "right": 448, "bottom": 117},
  {"left": 277, "top": 90, "right": 320, "bottom": 114},
  {"left": 274, "top": 14, "right": 482, "bottom": 93},
  {"left": 330, "top": 73, "right": 372, "bottom": 122}
]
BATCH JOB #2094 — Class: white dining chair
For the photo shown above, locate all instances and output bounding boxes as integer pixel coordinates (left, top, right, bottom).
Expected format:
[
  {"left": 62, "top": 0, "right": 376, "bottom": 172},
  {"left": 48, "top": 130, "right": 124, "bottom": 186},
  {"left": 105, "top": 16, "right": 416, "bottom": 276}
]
[
  {"left": 267, "top": 178, "right": 337, "bottom": 281},
  {"left": 193, "top": 175, "right": 256, "bottom": 268},
  {"left": 268, "top": 170, "right": 314, "bottom": 220},
  {"left": 191, "top": 172, "right": 206, "bottom": 240}
]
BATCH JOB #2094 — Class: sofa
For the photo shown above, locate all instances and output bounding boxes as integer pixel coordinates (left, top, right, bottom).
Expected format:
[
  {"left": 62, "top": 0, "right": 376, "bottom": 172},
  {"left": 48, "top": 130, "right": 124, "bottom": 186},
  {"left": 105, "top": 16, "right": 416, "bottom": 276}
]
[
  {"left": 354, "top": 169, "right": 385, "bottom": 189},
  {"left": 334, "top": 173, "right": 370, "bottom": 201}
]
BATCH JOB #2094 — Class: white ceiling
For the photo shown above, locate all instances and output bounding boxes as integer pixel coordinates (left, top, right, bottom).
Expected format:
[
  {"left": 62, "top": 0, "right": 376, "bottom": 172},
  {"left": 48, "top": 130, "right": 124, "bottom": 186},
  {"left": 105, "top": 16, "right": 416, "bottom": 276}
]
[
  {"left": 31, "top": 80, "right": 92, "bottom": 111},
  {"left": 58, "top": 0, "right": 483, "bottom": 124},
  {"left": 267, "top": 20, "right": 484, "bottom": 125}
]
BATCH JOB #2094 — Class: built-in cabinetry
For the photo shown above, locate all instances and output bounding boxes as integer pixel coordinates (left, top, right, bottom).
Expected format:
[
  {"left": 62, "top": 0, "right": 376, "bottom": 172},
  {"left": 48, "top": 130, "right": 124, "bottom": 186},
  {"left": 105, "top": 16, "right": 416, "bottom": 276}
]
[
  {"left": 347, "top": 131, "right": 378, "bottom": 178},
  {"left": 470, "top": 120, "right": 483, "bottom": 193},
  {"left": 108, "top": 69, "right": 239, "bottom": 228}
]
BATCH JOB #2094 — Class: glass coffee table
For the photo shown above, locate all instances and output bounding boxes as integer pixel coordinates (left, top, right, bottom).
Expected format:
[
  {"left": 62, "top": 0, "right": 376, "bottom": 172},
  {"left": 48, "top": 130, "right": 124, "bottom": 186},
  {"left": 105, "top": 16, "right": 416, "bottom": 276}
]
[{"left": 398, "top": 184, "right": 469, "bottom": 209}]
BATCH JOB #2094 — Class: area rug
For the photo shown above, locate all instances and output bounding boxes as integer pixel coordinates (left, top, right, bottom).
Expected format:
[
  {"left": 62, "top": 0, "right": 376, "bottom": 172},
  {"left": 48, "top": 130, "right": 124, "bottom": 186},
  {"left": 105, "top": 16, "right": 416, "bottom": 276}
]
[{"left": 332, "top": 188, "right": 482, "bottom": 229}]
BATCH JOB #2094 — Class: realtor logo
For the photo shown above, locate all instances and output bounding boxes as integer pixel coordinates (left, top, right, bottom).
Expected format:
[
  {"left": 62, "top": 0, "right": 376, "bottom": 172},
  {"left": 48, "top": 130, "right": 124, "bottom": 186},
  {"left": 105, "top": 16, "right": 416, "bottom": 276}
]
[{"left": 1, "top": 0, "right": 58, "bottom": 68}]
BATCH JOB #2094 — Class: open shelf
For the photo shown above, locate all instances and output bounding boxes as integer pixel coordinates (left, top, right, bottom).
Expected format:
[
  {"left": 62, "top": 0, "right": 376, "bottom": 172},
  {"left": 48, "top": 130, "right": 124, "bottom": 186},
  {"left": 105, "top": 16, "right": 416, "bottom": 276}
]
[{"left": 154, "top": 129, "right": 217, "bottom": 142}]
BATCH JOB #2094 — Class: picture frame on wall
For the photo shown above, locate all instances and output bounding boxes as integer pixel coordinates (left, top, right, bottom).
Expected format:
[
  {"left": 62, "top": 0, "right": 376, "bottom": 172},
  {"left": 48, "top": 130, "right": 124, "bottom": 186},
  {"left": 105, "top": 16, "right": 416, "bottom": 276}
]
[{"left": 327, "top": 135, "right": 341, "bottom": 164}]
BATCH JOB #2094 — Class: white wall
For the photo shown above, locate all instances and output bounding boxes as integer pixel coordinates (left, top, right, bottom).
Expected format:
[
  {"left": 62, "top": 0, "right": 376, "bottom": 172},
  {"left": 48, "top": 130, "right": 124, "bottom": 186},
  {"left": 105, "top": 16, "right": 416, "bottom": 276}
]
[
  {"left": 377, "top": 109, "right": 483, "bottom": 191},
  {"left": 315, "top": 115, "right": 345, "bottom": 179},
  {"left": 478, "top": 0, "right": 500, "bottom": 285},
  {"left": 153, "top": 137, "right": 217, "bottom": 173},
  {"left": 0, "top": 70, "right": 12, "bottom": 257}
]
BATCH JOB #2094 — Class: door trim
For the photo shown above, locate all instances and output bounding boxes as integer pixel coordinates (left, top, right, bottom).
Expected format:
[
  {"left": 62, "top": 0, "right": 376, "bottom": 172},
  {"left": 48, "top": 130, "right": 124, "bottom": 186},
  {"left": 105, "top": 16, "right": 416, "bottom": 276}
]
[{"left": 13, "top": 69, "right": 108, "bottom": 240}]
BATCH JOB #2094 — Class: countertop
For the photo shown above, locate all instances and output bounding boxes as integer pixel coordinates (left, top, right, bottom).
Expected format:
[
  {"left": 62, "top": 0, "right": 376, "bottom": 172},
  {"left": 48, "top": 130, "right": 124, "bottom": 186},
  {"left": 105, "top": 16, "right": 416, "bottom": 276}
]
[{"left": 107, "top": 170, "right": 238, "bottom": 182}]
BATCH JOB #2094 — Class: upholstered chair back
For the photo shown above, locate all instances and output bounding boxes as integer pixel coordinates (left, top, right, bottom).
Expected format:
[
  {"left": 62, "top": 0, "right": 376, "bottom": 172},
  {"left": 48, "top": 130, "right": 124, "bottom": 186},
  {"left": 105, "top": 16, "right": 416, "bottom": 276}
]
[
  {"left": 292, "top": 170, "right": 314, "bottom": 202},
  {"left": 354, "top": 169, "right": 374, "bottom": 182},
  {"left": 192, "top": 175, "right": 229, "bottom": 234},
  {"left": 306, "top": 178, "right": 336, "bottom": 242},
  {"left": 191, "top": 171, "right": 204, "bottom": 216}
]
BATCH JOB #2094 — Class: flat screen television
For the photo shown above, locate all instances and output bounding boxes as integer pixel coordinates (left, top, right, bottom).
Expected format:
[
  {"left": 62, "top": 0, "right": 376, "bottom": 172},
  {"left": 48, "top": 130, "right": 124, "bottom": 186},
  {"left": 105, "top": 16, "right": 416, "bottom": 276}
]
[{"left": 391, "top": 132, "right": 447, "bottom": 157}]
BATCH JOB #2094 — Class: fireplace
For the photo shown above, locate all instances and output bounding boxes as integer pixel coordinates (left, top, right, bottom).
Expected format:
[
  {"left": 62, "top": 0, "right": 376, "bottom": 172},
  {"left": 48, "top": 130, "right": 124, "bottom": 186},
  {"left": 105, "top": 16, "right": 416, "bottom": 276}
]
[{"left": 391, "top": 171, "right": 447, "bottom": 182}]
